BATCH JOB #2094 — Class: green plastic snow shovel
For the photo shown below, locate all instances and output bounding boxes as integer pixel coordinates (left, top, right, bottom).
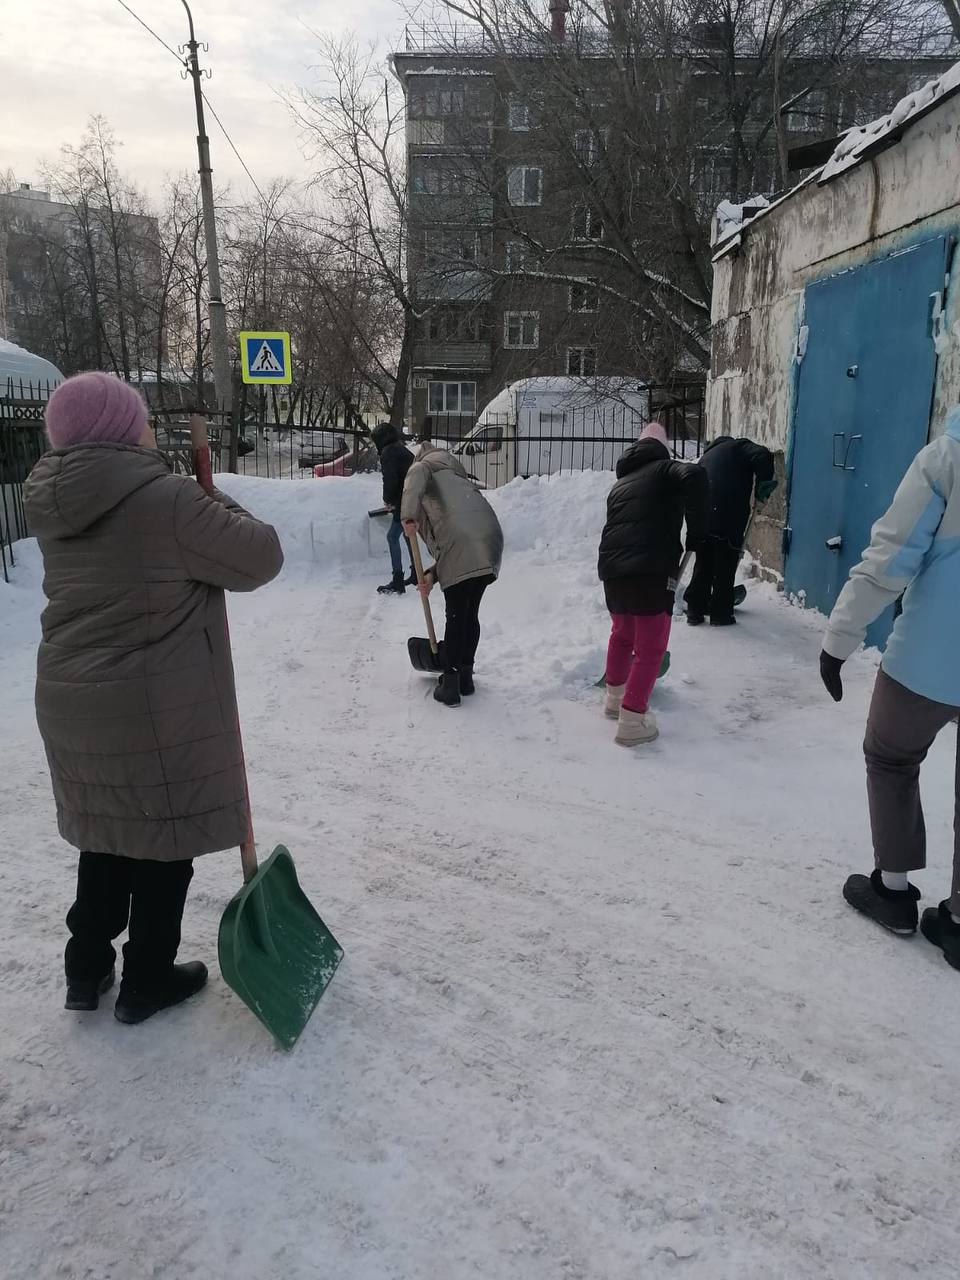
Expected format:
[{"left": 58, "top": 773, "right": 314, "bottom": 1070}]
[
  {"left": 218, "top": 845, "right": 343, "bottom": 1051},
  {"left": 191, "top": 418, "right": 343, "bottom": 1049}
]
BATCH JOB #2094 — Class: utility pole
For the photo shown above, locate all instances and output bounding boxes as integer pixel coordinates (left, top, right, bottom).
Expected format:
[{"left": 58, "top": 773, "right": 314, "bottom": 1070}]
[{"left": 180, "top": 0, "right": 236, "bottom": 467}]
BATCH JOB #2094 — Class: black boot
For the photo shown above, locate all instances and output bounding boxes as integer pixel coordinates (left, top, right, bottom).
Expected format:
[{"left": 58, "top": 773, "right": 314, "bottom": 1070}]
[
  {"left": 65, "top": 967, "right": 115, "bottom": 1012},
  {"left": 378, "top": 573, "right": 405, "bottom": 595},
  {"left": 686, "top": 610, "right": 705, "bottom": 627},
  {"left": 114, "top": 961, "right": 208, "bottom": 1025},
  {"left": 920, "top": 902, "right": 960, "bottom": 970},
  {"left": 710, "top": 614, "right": 736, "bottom": 627},
  {"left": 405, "top": 567, "right": 418, "bottom": 587},
  {"left": 434, "top": 672, "right": 461, "bottom": 707},
  {"left": 460, "top": 664, "right": 475, "bottom": 696},
  {"left": 843, "top": 869, "right": 921, "bottom": 935}
]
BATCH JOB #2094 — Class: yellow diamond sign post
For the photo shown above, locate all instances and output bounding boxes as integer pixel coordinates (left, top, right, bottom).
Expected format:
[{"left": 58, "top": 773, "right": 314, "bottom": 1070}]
[{"left": 239, "top": 331, "right": 292, "bottom": 385}]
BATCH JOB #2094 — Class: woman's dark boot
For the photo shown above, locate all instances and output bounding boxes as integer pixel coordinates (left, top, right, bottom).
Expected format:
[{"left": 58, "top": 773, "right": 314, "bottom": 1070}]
[
  {"left": 377, "top": 573, "right": 405, "bottom": 595},
  {"left": 459, "top": 665, "right": 475, "bottom": 696},
  {"left": 114, "top": 961, "right": 208, "bottom": 1024},
  {"left": 434, "top": 672, "right": 461, "bottom": 707}
]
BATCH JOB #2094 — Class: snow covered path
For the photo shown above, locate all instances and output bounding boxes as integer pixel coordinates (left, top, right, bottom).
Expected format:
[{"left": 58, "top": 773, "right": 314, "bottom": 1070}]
[{"left": 3, "top": 472, "right": 960, "bottom": 1280}]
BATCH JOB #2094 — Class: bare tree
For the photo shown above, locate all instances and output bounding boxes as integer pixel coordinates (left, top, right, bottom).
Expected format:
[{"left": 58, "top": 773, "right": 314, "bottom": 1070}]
[{"left": 286, "top": 37, "right": 415, "bottom": 429}]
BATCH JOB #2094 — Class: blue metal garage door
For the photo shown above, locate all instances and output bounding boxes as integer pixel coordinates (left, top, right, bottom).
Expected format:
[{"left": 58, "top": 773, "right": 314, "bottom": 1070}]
[{"left": 785, "top": 235, "right": 949, "bottom": 648}]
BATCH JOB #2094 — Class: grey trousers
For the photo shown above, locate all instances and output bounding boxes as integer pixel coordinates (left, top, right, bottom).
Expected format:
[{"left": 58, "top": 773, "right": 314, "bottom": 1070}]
[{"left": 864, "top": 669, "right": 960, "bottom": 914}]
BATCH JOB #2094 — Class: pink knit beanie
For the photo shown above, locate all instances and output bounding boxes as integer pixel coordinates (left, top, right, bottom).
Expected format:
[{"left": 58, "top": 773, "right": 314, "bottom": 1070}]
[
  {"left": 44, "top": 372, "right": 148, "bottom": 449},
  {"left": 640, "top": 421, "right": 669, "bottom": 448}
]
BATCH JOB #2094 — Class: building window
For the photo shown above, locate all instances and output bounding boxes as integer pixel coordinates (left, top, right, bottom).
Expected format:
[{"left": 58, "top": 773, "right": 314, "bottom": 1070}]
[
  {"left": 569, "top": 280, "right": 598, "bottom": 313},
  {"left": 412, "top": 164, "right": 477, "bottom": 196},
  {"left": 428, "top": 381, "right": 477, "bottom": 414},
  {"left": 566, "top": 346, "right": 597, "bottom": 376},
  {"left": 411, "top": 88, "right": 465, "bottom": 118},
  {"left": 786, "top": 88, "right": 829, "bottom": 133},
  {"left": 439, "top": 88, "right": 465, "bottom": 115},
  {"left": 573, "top": 130, "right": 600, "bottom": 165},
  {"left": 508, "top": 166, "right": 542, "bottom": 206},
  {"left": 571, "top": 205, "right": 604, "bottom": 241},
  {"left": 504, "top": 311, "right": 540, "bottom": 350},
  {"left": 508, "top": 98, "right": 530, "bottom": 130},
  {"left": 505, "top": 240, "right": 531, "bottom": 272}
]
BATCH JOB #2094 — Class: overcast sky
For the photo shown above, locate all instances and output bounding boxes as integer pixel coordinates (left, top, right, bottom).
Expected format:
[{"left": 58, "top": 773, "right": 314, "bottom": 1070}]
[{"left": 3, "top": 0, "right": 405, "bottom": 202}]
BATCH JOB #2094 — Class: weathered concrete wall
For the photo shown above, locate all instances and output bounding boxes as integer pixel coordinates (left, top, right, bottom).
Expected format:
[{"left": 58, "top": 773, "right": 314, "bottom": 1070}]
[{"left": 708, "top": 92, "right": 960, "bottom": 577}]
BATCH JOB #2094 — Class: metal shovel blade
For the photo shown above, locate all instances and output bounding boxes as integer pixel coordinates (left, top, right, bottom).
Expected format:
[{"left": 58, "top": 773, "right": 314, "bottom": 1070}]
[
  {"left": 218, "top": 844, "right": 343, "bottom": 1050},
  {"left": 407, "top": 636, "right": 445, "bottom": 672}
]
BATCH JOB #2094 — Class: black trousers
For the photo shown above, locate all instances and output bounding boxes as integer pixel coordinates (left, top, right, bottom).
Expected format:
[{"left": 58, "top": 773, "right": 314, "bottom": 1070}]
[
  {"left": 685, "top": 539, "right": 741, "bottom": 621},
  {"left": 442, "top": 575, "right": 493, "bottom": 673},
  {"left": 65, "top": 851, "right": 194, "bottom": 984}
]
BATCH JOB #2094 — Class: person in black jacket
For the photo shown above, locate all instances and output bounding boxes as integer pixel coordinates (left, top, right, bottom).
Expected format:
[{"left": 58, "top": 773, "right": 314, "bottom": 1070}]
[
  {"left": 685, "top": 435, "right": 776, "bottom": 627},
  {"left": 372, "top": 423, "right": 416, "bottom": 595},
  {"left": 598, "top": 422, "right": 708, "bottom": 746}
]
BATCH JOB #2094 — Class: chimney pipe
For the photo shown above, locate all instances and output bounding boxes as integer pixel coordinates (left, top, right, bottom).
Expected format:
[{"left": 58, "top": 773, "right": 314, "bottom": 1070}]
[{"left": 549, "top": 0, "right": 568, "bottom": 41}]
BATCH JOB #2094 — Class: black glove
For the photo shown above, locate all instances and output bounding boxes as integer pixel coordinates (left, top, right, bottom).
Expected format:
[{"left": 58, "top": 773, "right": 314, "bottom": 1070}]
[{"left": 820, "top": 651, "right": 844, "bottom": 703}]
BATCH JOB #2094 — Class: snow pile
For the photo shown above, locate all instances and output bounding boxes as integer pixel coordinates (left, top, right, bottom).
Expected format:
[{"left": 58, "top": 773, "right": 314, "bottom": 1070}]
[
  {"left": 6, "top": 460, "right": 960, "bottom": 1279},
  {"left": 217, "top": 471, "right": 383, "bottom": 573},
  {"left": 821, "top": 59, "right": 960, "bottom": 182},
  {"left": 713, "top": 195, "right": 770, "bottom": 245}
]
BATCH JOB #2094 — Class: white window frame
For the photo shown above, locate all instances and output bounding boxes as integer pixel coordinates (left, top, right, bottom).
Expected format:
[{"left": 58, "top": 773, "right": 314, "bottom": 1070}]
[
  {"left": 505, "top": 240, "right": 531, "bottom": 272},
  {"left": 508, "top": 97, "right": 531, "bottom": 131},
  {"left": 571, "top": 204, "right": 603, "bottom": 241},
  {"left": 566, "top": 346, "right": 597, "bottom": 377},
  {"left": 503, "top": 311, "right": 540, "bottom": 350},
  {"left": 427, "top": 380, "right": 477, "bottom": 415},
  {"left": 573, "top": 129, "right": 599, "bottom": 165},
  {"left": 508, "top": 166, "right": 542, "bottom": 206},
  {"left": 569, "top": 279, "right": 599, "bottom": 313}
]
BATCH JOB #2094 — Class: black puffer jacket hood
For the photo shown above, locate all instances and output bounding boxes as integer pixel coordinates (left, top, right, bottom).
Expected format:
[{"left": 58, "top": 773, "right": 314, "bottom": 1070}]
[
  {"left": 615, "top": 437, "right": 671, "bottom": 479},
  {"left": 598, "top": 442, "right": 708, "bottom": 584},
  {"left": 372, "top": 423, "right": 400, "bottom": 452}
]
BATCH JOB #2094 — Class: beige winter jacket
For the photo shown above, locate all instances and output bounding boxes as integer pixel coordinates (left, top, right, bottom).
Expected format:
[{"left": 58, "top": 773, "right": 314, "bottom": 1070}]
[
  {"left": 400, "top": 447, "right": 503, "bottom": 590},
  {"left": 23, "top": 443, "right": 283, "bottom": 861}
]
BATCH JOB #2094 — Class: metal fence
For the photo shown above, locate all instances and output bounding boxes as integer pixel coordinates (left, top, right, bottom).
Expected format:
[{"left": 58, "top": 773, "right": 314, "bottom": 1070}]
[
  {"left": 1, "top": 379, "right": 55, "bottom": 583},
  {"left": 1, "top": 380, "right": 704, "bottom": 581}
]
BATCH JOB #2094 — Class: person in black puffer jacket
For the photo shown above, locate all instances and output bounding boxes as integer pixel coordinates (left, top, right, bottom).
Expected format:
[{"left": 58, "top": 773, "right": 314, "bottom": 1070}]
[
  {"left": 598, "top": 422, "right": 708, "bottom": 746},
  {"left": 373, "top": 423, "right": 416, "bottom": 594},
  {"left": 685, "top": 435, "right": 776, "bottom": 627}
]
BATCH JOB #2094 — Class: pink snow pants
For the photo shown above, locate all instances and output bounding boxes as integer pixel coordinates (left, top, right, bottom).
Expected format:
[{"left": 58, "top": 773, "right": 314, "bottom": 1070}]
[{"left": 605, "top": 612, "right": 672, "bottom": 714}]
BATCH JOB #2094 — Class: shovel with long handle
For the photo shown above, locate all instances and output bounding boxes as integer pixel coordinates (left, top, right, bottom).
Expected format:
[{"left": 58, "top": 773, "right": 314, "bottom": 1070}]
[
  {"left": 189, "top": 415, "right": 343, "bottom": 1049},
  {"left": 406, "top": 528, "right": 445, "bottom": 672},
  {"left": 189, "top": 416, "right": 258, "bottom": 885}
]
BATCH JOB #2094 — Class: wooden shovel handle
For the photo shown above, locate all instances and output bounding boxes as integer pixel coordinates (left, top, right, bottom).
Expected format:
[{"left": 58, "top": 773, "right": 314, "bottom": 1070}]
[
  {"left": 190, "top": 415, "right": 258, "bottom": 883},
  {"left": 408, "top": 531, "right": 439, "bottom": 654}
]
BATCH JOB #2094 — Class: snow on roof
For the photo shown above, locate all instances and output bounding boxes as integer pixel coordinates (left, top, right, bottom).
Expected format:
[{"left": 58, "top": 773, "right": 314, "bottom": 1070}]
[
  {"left": 404, "top": 66, "right": 494, "bottom": 77},
  {"left": 0, "top": 338, "right": 63, "bottom": 394},
  {"left": 820, "top": 60, "right": 960, "bottom": 182}
]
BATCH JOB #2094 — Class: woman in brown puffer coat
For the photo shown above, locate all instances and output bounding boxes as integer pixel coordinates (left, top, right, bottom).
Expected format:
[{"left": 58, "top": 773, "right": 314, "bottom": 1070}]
[{"left": 23, "top": 372, "right": 283, "bottom": 1025}]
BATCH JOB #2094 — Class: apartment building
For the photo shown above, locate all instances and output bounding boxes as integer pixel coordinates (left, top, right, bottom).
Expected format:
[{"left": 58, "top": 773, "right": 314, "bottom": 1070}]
[{"left": 393, "top": 12, "right": 956, "bottom": 435}]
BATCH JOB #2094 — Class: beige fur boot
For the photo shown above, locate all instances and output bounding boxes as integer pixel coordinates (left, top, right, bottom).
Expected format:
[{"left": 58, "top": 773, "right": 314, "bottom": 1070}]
[
  {"left": 604, "top": 683, "right": 626, "bottom": 719},
  {"left": 615, "top": 707, "right": 659, "bottom": 746}
]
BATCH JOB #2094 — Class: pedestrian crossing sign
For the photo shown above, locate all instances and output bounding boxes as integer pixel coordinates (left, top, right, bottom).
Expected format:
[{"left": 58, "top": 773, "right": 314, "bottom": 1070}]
[{"left": 239, "top": 331, "right": 292, "bottom": 384}]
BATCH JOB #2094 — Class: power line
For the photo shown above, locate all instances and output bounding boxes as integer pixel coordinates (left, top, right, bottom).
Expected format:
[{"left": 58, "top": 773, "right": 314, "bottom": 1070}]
[
  {"left": 114, "top": 0, "right": 183, "bottom": 64},
  {"left": 114, "top": 0, "right": 269, "bottom": 206},
  {"left": 200, "top": 94, "right": 268, "bottom": 205}
]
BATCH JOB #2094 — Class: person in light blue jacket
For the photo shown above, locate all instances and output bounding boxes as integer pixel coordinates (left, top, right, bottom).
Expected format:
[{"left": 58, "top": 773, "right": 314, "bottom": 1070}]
[{"left": 820, "top": 405, "right": 960, "bottom": 965}]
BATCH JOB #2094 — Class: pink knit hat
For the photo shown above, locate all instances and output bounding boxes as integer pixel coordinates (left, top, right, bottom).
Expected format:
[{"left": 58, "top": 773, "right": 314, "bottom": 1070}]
[
  {"left": 640, "top": 421, "right": 669, "bottom": 448},
  {"left": 44, "top": 372, "right": 148, "bottom": 449}
]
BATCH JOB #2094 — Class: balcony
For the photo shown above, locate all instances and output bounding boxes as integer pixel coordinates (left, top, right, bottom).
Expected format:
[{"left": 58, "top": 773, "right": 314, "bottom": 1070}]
[
  {"left": 413, "top": 342, "right": 492, "bottom": 370},
  {"left": 411, "top": 194, "right": 495, "bottom": 224},
  {"left": 406, "top": 119, "right": 493, "bottom": 149}
]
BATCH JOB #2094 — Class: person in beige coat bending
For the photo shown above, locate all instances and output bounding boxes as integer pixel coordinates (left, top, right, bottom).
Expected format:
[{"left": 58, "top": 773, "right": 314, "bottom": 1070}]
[
  {"left": 24, "top": 373, "right": 283, "bottom": 1025},
  {"left": 402, "top": 445, "right": 503, "bottom": 707}
]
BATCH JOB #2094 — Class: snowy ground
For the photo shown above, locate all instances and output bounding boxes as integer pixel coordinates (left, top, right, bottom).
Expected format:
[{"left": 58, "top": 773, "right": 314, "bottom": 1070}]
[{"left": 2, "top": 470, "right": 960, "bottom": 1280}]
